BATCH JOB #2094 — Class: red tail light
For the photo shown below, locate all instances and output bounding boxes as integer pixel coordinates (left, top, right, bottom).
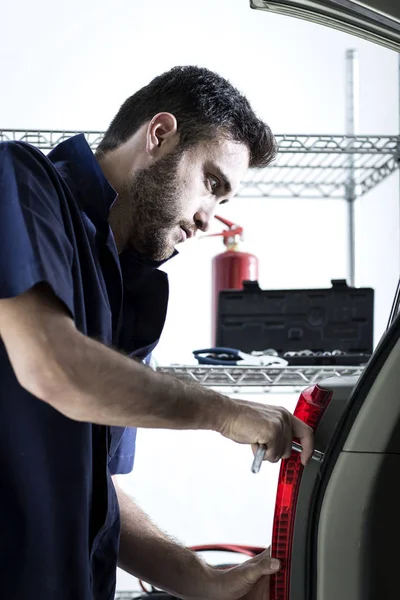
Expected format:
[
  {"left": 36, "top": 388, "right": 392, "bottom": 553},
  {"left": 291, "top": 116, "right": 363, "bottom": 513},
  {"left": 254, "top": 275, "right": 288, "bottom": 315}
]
[{"left": 270, "top": 384, "right": 333, "bottom": 600}]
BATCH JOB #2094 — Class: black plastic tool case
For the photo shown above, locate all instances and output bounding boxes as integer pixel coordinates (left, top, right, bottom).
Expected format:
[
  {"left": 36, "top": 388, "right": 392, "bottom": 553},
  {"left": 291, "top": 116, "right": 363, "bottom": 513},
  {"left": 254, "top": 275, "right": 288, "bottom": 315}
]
[{"left": 216, "top": 280, "right": 374, "bottom": 365}]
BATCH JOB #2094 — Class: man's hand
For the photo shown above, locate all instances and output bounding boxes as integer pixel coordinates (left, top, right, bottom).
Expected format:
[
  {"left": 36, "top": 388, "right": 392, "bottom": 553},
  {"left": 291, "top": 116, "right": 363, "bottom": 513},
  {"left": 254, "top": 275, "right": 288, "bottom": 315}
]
[
  {"left": 217, "top": 398, "right": 314, "bottom": 466},
  {"left": 239, "top": 575, "right": 272, "bottom": 600},
  {"left": 203, "top": 548, "right": 278, "bottom": 600},
  {"left": 238, "top": 547, "right": 273, "bottom": 600}
]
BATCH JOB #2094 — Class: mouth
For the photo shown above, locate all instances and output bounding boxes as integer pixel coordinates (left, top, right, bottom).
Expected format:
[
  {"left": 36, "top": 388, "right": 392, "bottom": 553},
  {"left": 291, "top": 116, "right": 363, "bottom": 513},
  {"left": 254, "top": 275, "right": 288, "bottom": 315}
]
[{"left": 180, "top": 227, "right": 194, "bottom": 241}]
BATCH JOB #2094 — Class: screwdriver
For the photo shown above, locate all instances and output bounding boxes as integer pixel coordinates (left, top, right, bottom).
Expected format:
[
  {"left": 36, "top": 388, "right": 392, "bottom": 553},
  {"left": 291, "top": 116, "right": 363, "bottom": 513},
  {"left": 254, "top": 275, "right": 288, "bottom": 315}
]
[{"left": 251, "top": 442, "right": 324, "bottom": 474}]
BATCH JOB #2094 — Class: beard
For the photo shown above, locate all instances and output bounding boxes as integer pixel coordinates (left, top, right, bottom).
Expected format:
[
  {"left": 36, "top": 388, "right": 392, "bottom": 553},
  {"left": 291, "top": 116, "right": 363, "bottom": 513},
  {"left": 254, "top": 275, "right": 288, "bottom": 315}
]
[{"left": 120, "top": 148, "right": 192, "bottom": 262}]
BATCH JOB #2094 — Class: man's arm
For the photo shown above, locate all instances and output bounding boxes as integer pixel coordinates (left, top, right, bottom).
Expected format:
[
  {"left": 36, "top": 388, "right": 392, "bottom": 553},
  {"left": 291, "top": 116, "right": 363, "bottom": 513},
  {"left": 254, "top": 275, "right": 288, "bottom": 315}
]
[
  {"left": 0, "top": 284, "right": 314, "bottom": 463},
  {"left": 113, "top": 477, "right": 279, "bottom": 600},
  {"left": 0, "top": 284, "right": 228, "bottom": 430},
  {"left": 114, "top": 476, "right": 213, "bottom": 598}
]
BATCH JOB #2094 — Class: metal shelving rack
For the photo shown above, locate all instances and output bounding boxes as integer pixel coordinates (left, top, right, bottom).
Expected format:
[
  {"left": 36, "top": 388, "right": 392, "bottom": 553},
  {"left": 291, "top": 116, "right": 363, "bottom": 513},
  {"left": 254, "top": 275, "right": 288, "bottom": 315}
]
[
  {"left": 1, "top": 128, "right": 396, "bottom": 203},
  {"left": 156, "top": 364, "right": 365, "bottom": 388},
  {"left": 239, "top": 133, "right": 399, "bottom": 200}
]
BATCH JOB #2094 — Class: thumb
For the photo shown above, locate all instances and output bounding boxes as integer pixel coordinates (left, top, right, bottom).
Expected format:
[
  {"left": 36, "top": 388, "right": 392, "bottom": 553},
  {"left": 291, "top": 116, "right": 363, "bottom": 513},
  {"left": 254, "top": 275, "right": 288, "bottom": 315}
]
[
  {"left": 216, "top": 552, "right": 280, "bottom": 599},
  {"left": 239, "top": 551, "right": 281, "bottom": 585},
  {"left": 291, "top": 415, "right": 314, "bottom": 466}
]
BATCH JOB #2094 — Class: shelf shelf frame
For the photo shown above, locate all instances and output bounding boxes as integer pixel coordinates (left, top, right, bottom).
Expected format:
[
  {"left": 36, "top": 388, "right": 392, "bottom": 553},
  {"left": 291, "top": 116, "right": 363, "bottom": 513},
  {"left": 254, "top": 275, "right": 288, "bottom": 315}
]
[
  {"left": 156, "top": 365, "right": 365, "bottom": 388},
  {"left": 0, "top": 129, "right": 398, "bottom": 204}
]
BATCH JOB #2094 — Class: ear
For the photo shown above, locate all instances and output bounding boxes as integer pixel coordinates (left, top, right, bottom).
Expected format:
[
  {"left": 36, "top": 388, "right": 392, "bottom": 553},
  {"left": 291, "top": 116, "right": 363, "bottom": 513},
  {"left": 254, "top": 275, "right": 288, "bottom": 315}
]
[{"left": 146, "top": 112, "right": 178, "bottom": 158}]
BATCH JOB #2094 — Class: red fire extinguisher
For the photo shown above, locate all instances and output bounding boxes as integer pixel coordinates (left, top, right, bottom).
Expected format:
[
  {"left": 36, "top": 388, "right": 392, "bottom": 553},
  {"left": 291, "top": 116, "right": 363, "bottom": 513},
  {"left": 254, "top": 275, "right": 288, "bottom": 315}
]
[{"left": 209, "top": 215, "right": 259, "bottom": 345}]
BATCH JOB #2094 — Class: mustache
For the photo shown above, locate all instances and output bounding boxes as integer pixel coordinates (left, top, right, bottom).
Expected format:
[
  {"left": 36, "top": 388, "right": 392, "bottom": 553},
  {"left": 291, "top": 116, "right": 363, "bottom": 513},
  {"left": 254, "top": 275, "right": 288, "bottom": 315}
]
[{"left": 179, "top": 221, "right": 197, "bottom": 238}]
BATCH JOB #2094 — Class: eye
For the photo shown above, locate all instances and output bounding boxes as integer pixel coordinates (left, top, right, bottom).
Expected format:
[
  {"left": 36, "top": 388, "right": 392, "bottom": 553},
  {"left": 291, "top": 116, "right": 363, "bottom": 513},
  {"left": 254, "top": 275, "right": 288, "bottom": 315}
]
[
  {"left": 219, "top": 198, "right": 228, "bottom": 205},
  {"left": 207, "top": 174, "right": 220, "bottom": 193}
]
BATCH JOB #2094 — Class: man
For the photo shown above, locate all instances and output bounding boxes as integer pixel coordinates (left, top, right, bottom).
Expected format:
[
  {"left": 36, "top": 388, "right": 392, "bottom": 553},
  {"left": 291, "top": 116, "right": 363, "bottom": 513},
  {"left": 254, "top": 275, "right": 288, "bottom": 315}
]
[{"left": 0, "top": 66, "right": 313, "bottom": 599}]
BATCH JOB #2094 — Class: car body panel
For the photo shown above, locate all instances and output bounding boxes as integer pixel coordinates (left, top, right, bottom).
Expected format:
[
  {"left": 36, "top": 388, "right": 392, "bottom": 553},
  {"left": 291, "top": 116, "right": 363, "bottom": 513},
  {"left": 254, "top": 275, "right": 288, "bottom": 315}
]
[
  {"left": 317, "top": 453, "right": 400, "bottom": 600},
  {"left": 250, "top": 1, "right": 400, "bottom": 52},
  {"left": 289, "top": 377, "right": 357, "bottom": 599},
  {"left": 311, "top": 312, "right": 400, "bottom": 599},
  {"left": 344, "top": 337, "right": 400, "bottom": 453},
  {"left": 286, "top": 310, "right": 400, "bottom": 599}
]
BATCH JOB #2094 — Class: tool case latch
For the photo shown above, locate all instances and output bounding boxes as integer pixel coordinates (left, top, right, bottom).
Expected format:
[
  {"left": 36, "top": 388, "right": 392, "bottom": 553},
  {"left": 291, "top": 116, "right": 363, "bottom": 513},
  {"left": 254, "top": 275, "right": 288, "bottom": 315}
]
[
  {"left": 242, "top": 280, "right": 261, "bottom": 291},
  {"left": 331, "top": 279, "right": 351, "bottom": 290}
]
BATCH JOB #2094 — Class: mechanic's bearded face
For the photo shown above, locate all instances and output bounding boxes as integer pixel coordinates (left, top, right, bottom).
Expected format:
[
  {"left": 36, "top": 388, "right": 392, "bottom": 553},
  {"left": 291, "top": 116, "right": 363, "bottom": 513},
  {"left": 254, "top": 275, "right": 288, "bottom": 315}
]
[
  {"left": 121, "top": 148, "right": 191, "bottom": 262},
  {"left": 121, "top": 138, "right": 250, "bottom": 262}
]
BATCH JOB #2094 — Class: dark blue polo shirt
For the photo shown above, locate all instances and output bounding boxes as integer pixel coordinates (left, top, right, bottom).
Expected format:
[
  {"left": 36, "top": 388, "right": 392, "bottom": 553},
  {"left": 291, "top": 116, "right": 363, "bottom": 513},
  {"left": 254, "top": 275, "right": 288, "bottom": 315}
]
[{"left": 0, "top": 134, "right": 171, "bottom": 599}]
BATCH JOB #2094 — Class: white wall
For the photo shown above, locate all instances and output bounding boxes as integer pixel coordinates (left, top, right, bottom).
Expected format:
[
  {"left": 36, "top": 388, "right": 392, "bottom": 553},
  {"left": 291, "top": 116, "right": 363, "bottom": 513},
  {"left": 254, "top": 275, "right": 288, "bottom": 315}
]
[{"left": 1, "top": 0, "right": 399, "bottom": 592}]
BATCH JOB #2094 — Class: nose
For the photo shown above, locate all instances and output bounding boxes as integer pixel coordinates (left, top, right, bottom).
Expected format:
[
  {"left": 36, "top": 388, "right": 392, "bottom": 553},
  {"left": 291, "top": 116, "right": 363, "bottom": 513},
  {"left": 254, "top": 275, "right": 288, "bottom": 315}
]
[{"left": 194, "top": 208, "right": 213, "bottom": 233}]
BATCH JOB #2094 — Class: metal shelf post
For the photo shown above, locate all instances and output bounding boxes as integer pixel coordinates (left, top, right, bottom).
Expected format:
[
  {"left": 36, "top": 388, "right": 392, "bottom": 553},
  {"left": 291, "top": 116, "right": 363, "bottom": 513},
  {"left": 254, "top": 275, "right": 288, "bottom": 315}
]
[
  {"left": 346, "top": 49, "right": 359, "bottom": 287},
  {"left": 398, "top": 52, "right": 400, "bottom": 276}
]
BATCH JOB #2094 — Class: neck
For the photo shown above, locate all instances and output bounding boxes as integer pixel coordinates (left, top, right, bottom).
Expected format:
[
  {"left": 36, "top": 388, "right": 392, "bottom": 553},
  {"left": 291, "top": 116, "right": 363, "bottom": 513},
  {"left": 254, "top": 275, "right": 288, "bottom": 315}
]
[
  {"left": 97, "top": 151, "right": 122, "bottom": 196},
  {"left": 108, "top": 196, "right": 131, "bottom": 254},
  {"left": 96, "top": 150, "right": 130, "bottom": 254}
]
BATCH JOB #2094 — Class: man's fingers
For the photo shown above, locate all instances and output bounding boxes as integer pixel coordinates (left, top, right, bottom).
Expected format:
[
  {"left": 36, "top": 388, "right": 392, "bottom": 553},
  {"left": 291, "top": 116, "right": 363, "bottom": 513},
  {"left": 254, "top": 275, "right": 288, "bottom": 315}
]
[
  {"left": 261, "top": 407, "right": 292, "bottom": 463},
  {"left": 251, "top": 443, "right": 261, "bottom": 457},
  {"left": 282, "top": 411, "right": 294, "bottom": 459},
  {"left": 252, "top": 408, "right": 294, "bottom": 463},
  {"left": 251, "top": 443, "right": 280, "bottom": 465},
  {"left": 283, "top": 436, "right": 293, "bottom": 460},
  {"left": 264, "top": 445, "right": 282, "bottom": 463},
  {"left": 241, "top": 550, "right": 280, "bottom": 584},
  {"left": 291, "top": 415, "right": 314, "bottom": 465},
  {"left": 262, "top": 557, "right": 281, "bottom": 576},
  {"left": 227, "top": 401, "right": 314, "bottom": 465},
  {"left": 218, "top": 550, "right": 280, "bottom": 599}
]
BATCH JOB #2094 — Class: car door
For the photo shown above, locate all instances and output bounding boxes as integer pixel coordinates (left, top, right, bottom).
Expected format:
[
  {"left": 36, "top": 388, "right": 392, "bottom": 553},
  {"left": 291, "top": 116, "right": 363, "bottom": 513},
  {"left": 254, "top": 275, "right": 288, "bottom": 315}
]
[
  {"left": 248, "top": 4, "right": 400, "bottom": 599},
  {"left": 250, "top": 1, "right": 400, "bottom": 52}
]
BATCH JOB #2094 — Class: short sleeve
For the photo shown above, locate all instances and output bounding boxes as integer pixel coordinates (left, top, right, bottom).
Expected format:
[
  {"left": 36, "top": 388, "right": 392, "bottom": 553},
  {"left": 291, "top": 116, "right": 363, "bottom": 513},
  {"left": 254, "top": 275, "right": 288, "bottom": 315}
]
[
  {"left": 108, "top": 427, "right": 137, "bottom": 475},
  {"left": 0, "top": 142, "right": 74, "bottom": 316}
]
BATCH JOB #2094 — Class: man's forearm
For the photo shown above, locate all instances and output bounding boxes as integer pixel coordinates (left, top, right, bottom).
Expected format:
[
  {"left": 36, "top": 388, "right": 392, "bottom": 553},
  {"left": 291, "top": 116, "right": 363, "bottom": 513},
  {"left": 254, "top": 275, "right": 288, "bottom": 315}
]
[
  {"left": 56, "top": 328, "right": 229, "bottom": 430},
  {"left": 114, "top": 480, "right": 215, "bottom": 600},
  {"left": 38, "top": 320, "right": 231, "bottom": 430}
]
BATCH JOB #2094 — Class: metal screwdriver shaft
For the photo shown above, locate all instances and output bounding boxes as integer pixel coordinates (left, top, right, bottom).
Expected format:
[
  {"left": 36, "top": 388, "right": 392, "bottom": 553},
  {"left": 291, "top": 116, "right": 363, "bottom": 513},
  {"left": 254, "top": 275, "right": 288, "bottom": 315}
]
[
  {"left": 251, "top": 442, "right": 324, "bottom": 473},
  {"left": 291, "top": 441, "right": 324, "bottom": 462}
]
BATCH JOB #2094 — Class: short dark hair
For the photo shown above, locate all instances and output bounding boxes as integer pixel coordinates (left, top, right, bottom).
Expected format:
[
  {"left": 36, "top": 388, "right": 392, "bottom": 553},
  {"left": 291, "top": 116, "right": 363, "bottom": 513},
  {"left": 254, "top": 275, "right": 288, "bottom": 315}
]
[{"left": 97, "top": 66, "right": 276, "bottom": 168}]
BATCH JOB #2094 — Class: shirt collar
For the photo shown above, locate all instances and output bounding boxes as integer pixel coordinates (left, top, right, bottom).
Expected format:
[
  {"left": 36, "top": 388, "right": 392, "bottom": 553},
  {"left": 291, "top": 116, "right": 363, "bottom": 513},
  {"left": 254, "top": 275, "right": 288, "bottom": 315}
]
[
  {"left": 48, "top": 133, "right": 116, "bottom": 228},
  {"left": 119, "top": 247, "right": 178, "bottom": 292},
  {"left": 49, "top": 133, "right": 178, "bottom": 270}
]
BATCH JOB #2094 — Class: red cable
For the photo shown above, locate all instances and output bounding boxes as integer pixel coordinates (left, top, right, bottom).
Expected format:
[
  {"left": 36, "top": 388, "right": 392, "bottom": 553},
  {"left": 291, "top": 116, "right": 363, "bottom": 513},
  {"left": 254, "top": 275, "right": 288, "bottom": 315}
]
[{"left": 190, "top": 544, "right": 257, "bottom": 557}]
